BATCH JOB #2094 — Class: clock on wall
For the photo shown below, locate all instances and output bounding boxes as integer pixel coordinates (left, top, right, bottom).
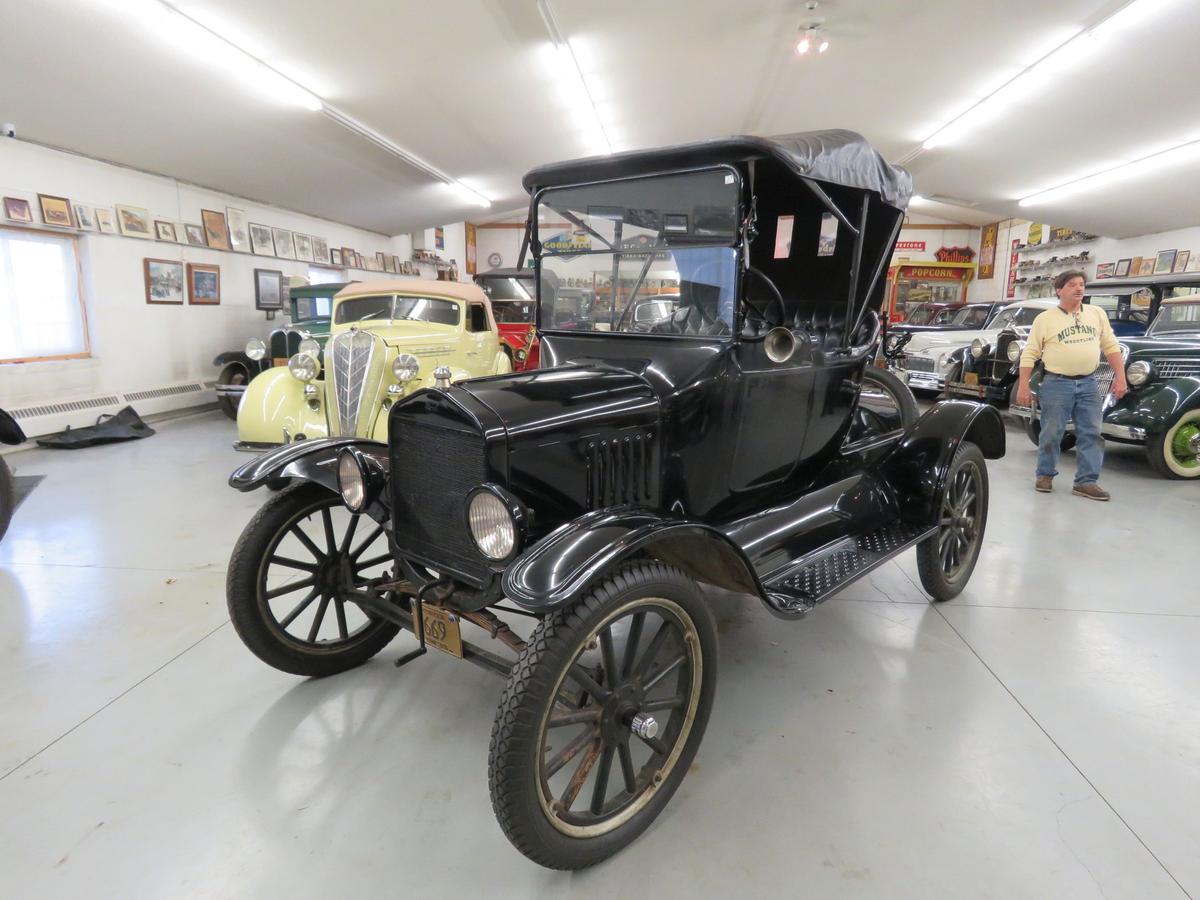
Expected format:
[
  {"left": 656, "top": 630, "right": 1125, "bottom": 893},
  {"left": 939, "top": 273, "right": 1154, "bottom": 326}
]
[{"left": 487, "top": 252, "right": 503, "bottom": 268}]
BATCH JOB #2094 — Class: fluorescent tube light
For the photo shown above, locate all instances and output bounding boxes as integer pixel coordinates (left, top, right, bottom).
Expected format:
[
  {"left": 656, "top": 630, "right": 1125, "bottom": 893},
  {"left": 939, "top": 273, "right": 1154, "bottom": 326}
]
[
  {"left": 1019, "top": 138, "right": 1200, "bottom": 206},
  {"left": 537, "top": 0, "right": 613, "bottom": 155}
]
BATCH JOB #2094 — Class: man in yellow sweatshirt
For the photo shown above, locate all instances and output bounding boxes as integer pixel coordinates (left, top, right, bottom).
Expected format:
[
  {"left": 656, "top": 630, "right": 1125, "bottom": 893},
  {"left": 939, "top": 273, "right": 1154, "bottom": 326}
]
[{"left": 1016, "top": 270, "right": 1127, "bottom": 500}]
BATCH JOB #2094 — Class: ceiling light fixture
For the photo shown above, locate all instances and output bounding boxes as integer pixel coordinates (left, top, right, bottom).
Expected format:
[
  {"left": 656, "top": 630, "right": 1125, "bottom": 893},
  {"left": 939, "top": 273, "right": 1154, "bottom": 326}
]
[
  {"left": 1019, "top": 137, "right": 1200, "bottom": 207},
  {"left": 921, "top": 0, "right": 1179, "bottom": 152},
  {"left": 796, "top": 2, "right": 830, "bottom": 55},
  {"left": 84, "top": 0, "right": 491, "bottom": 208},
  {"left": 537, "top": 0, "right": 612, "bottom": 155}
]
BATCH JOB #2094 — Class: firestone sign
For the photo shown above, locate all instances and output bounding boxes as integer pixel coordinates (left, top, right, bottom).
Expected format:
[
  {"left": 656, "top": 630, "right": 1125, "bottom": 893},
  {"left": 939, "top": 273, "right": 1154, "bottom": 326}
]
[{"left": 895, "top": 240, "right": 926, "bottom": 251}]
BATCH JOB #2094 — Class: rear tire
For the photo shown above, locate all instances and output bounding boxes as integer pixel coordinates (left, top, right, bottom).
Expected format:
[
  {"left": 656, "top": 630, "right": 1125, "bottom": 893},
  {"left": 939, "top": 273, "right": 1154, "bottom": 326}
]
[
  {"left": 217, "top": 364, "right": 248, "bottom": 421},
  {"left": 1024, "top": 414, "right": 1077, "bottom": 452},
  {"left": 860, "top": 366, "right": 919, "bottom": 429},
  {"left": 916, "top": 441, "right": 988, "bottom": 601}
]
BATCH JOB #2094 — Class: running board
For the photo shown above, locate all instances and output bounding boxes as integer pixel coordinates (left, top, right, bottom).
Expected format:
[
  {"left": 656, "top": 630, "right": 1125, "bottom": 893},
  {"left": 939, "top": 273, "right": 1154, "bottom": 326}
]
[{"left": 763, "top": 523, "right": 935, "bottom": 617}]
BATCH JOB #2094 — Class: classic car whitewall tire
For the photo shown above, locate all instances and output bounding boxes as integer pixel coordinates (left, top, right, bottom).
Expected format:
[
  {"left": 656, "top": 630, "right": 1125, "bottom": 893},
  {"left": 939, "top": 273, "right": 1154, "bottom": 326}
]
[
  {"left": 916, "top": 441, "right": 988, "bottom": 601},
  {"left": 488, "top": 561, "right": 717, "bottom": 870},
  {"left": 227, "top": 483, "right": 401, "bottom": 676},
  {"left": 1147, "top": 410, "right": 1200, "bottom": 479}
]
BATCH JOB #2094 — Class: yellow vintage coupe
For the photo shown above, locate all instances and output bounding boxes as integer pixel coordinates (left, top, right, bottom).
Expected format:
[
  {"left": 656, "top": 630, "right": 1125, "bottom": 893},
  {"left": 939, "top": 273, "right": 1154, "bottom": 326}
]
[{"left": 236, "top": 280, "right": 513, "bottom": 448}]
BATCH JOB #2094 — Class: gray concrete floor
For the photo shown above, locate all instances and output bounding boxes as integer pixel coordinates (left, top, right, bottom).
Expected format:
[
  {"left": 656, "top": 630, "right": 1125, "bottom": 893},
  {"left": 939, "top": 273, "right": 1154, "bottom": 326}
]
[{"left": 0, "top": 407, "right": 1196, "bottom": 899}]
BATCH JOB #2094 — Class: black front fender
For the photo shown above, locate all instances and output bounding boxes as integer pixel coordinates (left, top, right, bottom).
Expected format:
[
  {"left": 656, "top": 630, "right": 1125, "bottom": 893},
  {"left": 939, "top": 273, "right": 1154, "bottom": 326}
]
[
  {"left": 229, "top": 438, "right": 388, "bottom": 494},
  {"left": 0, "top": 408, "right": 25, "bottom": 445},
  {"left": 503, "top": 507, "right": 764, "bottom": 612},
  {"left": 881, "top": 400, "right": 1005, "bottom": 526}
]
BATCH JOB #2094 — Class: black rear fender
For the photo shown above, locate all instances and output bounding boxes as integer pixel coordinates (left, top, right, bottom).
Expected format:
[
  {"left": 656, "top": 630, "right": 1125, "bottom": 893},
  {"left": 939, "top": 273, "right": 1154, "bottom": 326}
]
[
  {"left": 881, "top": 400, "right": 1004, "bottom": 525},
  {"left": 502, "top": 508, "right": 764, "bottom": 613},
  {"left": 0, "top": 408, "right": 26, "bottom": 445},
  {"left": 229, "top": 438, "right": 388, "bottom": 497}
]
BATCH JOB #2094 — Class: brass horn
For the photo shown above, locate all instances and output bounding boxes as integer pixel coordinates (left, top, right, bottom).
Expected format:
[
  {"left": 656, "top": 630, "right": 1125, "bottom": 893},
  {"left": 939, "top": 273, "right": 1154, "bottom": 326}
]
[{"left": 764, "top": 327, "right": 797, "bottom": 364}]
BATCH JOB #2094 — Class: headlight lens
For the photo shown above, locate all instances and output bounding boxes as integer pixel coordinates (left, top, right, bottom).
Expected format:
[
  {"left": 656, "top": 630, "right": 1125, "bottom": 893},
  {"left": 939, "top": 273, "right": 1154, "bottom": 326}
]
[
  {"left": 468, "top": 489, "right": 515, "bottom": 560},
  {"left": 392, "top": 353, "right": 420, "bottom": 382},
  {"left": 298, "top": 338, "right": 321, "bottom": 357},
  {"left": 1127, "top": 359, "right": 1152, "bottom": 386},
  {"left": 1007, "top": 341, "right": 1024, "bottom": 362},
  {"left": 337, "top": 451, "right": 366, "bottom": 512},
  {"left": 288, "top": 352, "right": 321, "bottom": 382},
  {"left": 970, "top": 338, "right": 988, "bottom": 360},
  {"left": 245, "top": 339, "right": 266, "bottom": 361},
  {"left": 516, "top": 348, "right": 528, "bottom": 361}
]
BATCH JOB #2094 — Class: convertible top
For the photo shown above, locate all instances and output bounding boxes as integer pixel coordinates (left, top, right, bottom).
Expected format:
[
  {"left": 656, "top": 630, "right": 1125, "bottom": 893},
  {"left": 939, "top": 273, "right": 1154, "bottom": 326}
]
[{"left": 523, "top": 130, "right": 913, "bottom": 210}]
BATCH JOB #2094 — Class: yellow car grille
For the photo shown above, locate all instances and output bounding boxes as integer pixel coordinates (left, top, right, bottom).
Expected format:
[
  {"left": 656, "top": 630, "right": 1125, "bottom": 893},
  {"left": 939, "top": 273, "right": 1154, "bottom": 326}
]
[{"left": 329, "top": 329, "right": 385, "bottom": 437}]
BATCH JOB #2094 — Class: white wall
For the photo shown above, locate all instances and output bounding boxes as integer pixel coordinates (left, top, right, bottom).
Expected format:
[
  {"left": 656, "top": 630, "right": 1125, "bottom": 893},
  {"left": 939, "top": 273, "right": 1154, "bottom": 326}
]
[
  {"left": 475, "top": 226, "right": 527, "bottom": 272},
  {"left": 0, "top": 139, "right": 407, "bottom": 426}
]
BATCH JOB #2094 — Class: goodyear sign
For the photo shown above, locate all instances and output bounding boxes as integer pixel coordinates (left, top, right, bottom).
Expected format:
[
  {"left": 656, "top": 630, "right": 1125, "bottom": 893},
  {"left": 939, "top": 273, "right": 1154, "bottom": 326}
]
[{"left": 542, "top": 230, "right": 592, "bottom": 254}]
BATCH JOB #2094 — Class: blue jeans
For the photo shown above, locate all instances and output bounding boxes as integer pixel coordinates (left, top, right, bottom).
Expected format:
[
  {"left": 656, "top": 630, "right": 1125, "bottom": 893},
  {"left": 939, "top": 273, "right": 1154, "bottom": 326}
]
[{"left": 1037, "top": 373, "right": 1104, "bottom": 485}]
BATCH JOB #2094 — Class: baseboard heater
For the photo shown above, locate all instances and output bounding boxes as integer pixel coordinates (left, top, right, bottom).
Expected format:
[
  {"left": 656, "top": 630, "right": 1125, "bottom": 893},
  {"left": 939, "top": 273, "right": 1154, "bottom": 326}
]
[{"left": 7, "top": 381, "right": 217, "bottom": 439}]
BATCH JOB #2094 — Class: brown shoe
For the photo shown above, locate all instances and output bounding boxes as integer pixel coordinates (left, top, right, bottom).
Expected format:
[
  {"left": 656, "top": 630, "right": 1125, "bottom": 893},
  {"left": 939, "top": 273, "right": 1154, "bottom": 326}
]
[
  {"left": 1035, "top": 476, "right": 1053, "bottom": 493},
  {"left": 1072, "top": 483, "right": 1110, "bottom": 501}
]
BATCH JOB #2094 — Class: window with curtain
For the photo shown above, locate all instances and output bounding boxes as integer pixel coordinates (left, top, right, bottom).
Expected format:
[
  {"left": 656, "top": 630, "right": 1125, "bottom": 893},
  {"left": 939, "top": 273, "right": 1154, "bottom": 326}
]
[{"left": 0, "top": 228, "right": 88, "bottom": 363}]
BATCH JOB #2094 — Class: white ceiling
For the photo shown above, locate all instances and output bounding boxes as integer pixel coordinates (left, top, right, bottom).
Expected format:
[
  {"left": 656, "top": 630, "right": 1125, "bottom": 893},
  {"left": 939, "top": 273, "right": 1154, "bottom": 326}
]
[{"left": 3, "top": 0, "right": 1198, "bottom": 237}]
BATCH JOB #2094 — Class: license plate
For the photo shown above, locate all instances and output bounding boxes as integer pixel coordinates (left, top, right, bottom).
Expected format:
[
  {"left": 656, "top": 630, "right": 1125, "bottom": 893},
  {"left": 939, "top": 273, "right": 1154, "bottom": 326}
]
[
  {"left": 964, "top": 372, "right": 979, "bottom": 385},
  {"left": 420, "top": 603, "right": 464, "bottom": 659}
]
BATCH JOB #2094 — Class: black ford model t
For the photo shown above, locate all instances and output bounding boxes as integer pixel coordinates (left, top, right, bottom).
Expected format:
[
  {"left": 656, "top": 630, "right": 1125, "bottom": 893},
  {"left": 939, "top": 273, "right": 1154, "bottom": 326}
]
[{"left": 225, "top": 132, "right": 1004, "bottom": 869}]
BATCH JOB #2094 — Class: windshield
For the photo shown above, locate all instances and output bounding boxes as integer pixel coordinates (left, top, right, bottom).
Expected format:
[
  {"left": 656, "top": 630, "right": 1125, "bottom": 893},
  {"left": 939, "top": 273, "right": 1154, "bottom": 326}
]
[
  {"left": 951, "top": 305, "right": 993, "bottom": 328},
  {"left": 991, "top": 306, "right": 1044, "bottom": 331},
  {"left": 930, "top": 308, "right": 957, "bottom": 325},
  {"left": 492, "top": 300, "right": 535, "bottom": 324},
  {"left": 1150, "top": 298, "right": 1200, "bottom": 334},
  {"left": 476, "top": 275, "right": 534, "bottom": 301},
  {"left": 537, "top": 169, "right": 739, "bottom": 338},
  {"left": 906, "top": 304, "right": 938, "bottom": 325},
  {"left": 292, "top": 295, "right": 333, "bottom": 322},
  {"left": 334, "top": 294, "right": 461, "bottom": 326}
]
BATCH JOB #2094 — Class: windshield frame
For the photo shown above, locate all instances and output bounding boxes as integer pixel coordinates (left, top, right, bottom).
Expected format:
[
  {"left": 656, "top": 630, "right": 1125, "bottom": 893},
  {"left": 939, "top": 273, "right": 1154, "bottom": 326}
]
[
  {"left": 531, "top": 164, "right": 744, "bottom": 342},
  {"left": 1149, "top": 299, "right": 1200, "bottom": 336}
]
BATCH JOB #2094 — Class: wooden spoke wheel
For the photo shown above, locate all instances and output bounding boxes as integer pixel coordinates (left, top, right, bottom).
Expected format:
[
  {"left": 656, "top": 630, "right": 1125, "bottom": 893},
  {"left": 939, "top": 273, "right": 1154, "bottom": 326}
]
[{"left": 916, "top": 441, "right": 989, "bottom": 601}]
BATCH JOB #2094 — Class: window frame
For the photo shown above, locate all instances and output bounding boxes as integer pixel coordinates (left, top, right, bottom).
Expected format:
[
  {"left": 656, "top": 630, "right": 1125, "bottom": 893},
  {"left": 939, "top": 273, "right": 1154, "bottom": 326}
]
[{"left": 0, "top": 224, "right": 92, "bottom": 365}]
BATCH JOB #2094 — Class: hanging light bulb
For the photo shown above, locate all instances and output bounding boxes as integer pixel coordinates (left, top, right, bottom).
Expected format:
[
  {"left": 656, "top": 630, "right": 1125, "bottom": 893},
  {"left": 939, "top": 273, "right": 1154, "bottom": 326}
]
[
  {"left": 818, "top": 35, "right": 830, "bottom": 53},
  {"left": 796, "top": 31, "right": 811, "bottom": 54}
]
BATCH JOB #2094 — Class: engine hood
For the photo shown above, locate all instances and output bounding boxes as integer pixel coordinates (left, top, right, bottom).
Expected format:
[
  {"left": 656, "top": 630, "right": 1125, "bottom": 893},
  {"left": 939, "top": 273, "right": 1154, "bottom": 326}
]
[{"left": 1123, "top": 333, "right": 1200, "bottom": 356}]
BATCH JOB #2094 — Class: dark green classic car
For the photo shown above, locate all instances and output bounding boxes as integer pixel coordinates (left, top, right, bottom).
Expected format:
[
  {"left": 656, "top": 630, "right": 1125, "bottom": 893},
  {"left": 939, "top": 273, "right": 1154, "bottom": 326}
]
[{"left": 1017, "top": 276, "right": 1200, "bottom": 479}]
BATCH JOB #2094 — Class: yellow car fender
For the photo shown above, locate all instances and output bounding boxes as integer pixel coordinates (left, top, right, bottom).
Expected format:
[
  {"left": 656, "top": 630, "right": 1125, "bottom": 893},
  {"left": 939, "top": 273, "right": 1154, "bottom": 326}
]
[
  {"left": 237, "top": 367, "right": 329, "bottom": 444},
  {"left": 492, "top": 349, "right": 513, "bottom": 375}
]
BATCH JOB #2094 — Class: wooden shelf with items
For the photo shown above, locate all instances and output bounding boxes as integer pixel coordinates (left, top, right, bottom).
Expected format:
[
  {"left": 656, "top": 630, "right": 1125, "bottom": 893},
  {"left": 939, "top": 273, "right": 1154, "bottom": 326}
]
[
  {"left": 1016, "top": 251, "right": 1092, "bottom": 273},
  {"left": 1015, "top": 235, "right": 1098, "bottom": 254}
]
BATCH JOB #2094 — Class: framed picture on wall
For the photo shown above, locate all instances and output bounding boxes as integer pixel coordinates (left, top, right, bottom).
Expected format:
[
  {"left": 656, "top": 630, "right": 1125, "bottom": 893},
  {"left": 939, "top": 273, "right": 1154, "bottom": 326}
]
[
  {"left": 116, "top": 204, "right": 153, "bottom": 238},
  {"left": 4, "top": 196, "right": 33, "bottom": 223},
  {"left": 94, "top": 208, "right": 117, "bottom": 233},
  {"left": 225, "top": 207, "right": 250, "bottom": 253},
  {"left": 1114, "top": 258, "right": 1132, "bottom": 277},
  {"left": 172, "top": 222, "right": 188, "bottom": 243},
  {"left": 272, "top": 227, "right": 296, "bottom": 260},
  {"left": 187, "top": 263, "right": 220, "bottom": 305},
  {"left": 73, "top": 204, "right": 97, "bottom": 231},
  {"left": 330, "top": 248, "right": 343, "bottom": 266},
  {"left": 391, "top": 254, "right": 402, "bottom": 273},
  {"left": 254, "top": 268, "right": 284, "bottom": 310},
  {"left": 293, "top": 233, "right": 314, "bottom": 262},
  {"left": 465, "top": 221, "right": 477, "bottom": 275},
  {"left": 184, "top": 223, "right": 207, "bottom": 246},
  {"left": 144, "top": 258, "right": 185, "bottom": 304},
  {"left": 1095, "top": 263, "right": 1115, "bottom": 279},
  {"left": 201, "top": 209, "right": 231, "bottom": 250},
  {"left": 311, "top": 236, "right": 330, "bottom": 264},
  {"left": 1154, "top": 250, "right": 1177, "bottom": 274},
  {"left": 1173, "top": 250, "right": 1190, "bottom": 273},
  {"left": 249, "top": 222, "right": 274, "bottom": 255},
  {"left": 38, "top": 194, "right": 74, "bottom": 228},
  {"left": 154, "top": 220, "right": 176, "bottom": 241},
  {"left": 376, "top": 251, "right": 387, "bottom": 270},
  {"left": 341, "top": 247, "right": 355, "bottom": 268}
]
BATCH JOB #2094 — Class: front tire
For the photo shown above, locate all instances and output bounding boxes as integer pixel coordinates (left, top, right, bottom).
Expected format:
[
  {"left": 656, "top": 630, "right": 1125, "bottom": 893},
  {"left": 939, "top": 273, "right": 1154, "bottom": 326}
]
[
  {"left": 226, "top": 482, "right": 401, "bottom": 676},
  {"left": 1146, "top": 410, "right": 1200, "bottom": 479},
  {"left": 916, "top": 441, "right": 989, "bottom": 601},
  {"left": 1024, "top": 409, "right": 1077, "bottom": 452},
  {"left": 488, "top": 561, "right": 717, "bottom": 870}
]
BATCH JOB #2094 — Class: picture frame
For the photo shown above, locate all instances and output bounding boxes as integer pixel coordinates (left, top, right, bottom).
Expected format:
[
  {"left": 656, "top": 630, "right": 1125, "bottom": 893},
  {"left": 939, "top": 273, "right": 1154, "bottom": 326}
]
[
  {"left": 1188, "top": 253, "right": 1200, "bottom": 273},
  {"left": 201, "top": 209, "right": 231, "bottom": 251},
  {"left": 254, "top": 268, "right": 285, "bottom": 310},
  {"left": 377, "top": 251, "right": 388, "bottom": 270},
  {"left": 144, "top": 258, "right": 185, "bottom": 305},
  {"left": 1095, "top": 263, "right": 1115, "bottom": 279},
  {"left": 330, "top": 248, "right": 343, "bottom": 266},
  {"left": 1172, "top": 250, "right": 1190, "bottom": 273},
  {"left": 272, "top": 227, "right": 295, "bottom": 260},
  {"left": 184, "top": 223, "right": 207, "bottom": 247},
  {"left": 187, "top": 263, "right": 221, "bottom": 305},
  {"left": 392, "top": 254, "right": 402, "bottom": 273},
  {"left": 73, "top": 203, "right": 97, "bottom": 231},
  {"left": 117, "top": 204, "right": 153, "bottom": 238},
  {"left": 293, "top": 233, "right": 314, "bottom": 262},
  {"left": 225, "top": 207, "right": 250, "bottom": 253},
  {"left": 154, "top": 220, "right": 177, "bottom": 242},
  {"left": 311, "top": 236, "right": 329, "bottom": 264},
  {"left": 4, "top": 196, "right": 33, "bottom": 223},
  {"left": 173, "top": 222, "right": 188, "bottom": 244},
  {"left": 249, "top": 222, "right": 274, "bottom": 255},
  {"left": 38, "top": 194, "right": 74, "bottom": 228},
  {"left": 1127, "top": 257, "right": 1143, "bottom": 277},
  {"left": 384, "top": 254, "right": 396, "bottom": 274},
  {"left": 95, "top": 208, "right": 117, "bottom": 234},
  {"left": 342, "top": 247, "right": 356, "bottom": 268},
  {"left": 1114, "top": 258, "right": 1132, "bottom": 278},
  {"left": 1154, "top": 250, "right": 1177, "bottom": 275}
]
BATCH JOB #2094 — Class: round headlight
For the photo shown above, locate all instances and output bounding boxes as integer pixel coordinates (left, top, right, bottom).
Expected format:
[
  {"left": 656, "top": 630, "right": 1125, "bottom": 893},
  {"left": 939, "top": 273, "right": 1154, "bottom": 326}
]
[
  {"left": 468, "top": 489, "right": 516, "bottom": 560},
  {"left": 1127, "top": 359, "right": 1152, "bottom": 386},
  {"left": 288, "top": 352, "right": 320, "bottom": 382},
  {"left": 337, "top": 451, "right": 366, "bottom": 512},
  {"left": 516, "top": 348, "right": 528, "bottom": 361},
  {"left": 298, "top": 338, "right": 321, "bottom": 357},
  {"left": 970, "top": 338, "right": 988, "bottom": 360},
  {"left": 1007, "top": 341, "right": 1024, "bottom": 362},
  {"left": 392, "top": 353, "right": 420, "bottom": 383},
  {"left": 245, "top": 339, "right": 266, "bottom": 361}
]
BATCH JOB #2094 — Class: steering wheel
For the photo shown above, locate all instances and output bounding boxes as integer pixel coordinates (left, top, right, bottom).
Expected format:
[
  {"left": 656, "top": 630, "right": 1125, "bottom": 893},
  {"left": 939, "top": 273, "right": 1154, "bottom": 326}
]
[{"left": 743, "top": 267, "right": 787, "bottom": 329}]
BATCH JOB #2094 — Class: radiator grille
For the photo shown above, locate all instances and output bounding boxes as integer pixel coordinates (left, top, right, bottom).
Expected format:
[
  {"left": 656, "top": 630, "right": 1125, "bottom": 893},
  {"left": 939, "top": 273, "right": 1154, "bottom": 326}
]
[
  {"left": 585, "top": 433, "right": 653, "bottom": 509},
  {"left": 330, "top": 329, "right": 377, "bottom": 437},
  {"left": 1095, "top": 362, "right": 1116, "bottom": 397},
  {"left": 899, "top": 356, "right": 936, "bottom": 373},
  {"left": 1156, "top": 359, "right": 1200, "bottom": 379},
  {"left": 391, "top": 422, "right": 490, "bottom": 579},
  {"left": 990, "top": 334, "right": 1020, "bottom": 383}
]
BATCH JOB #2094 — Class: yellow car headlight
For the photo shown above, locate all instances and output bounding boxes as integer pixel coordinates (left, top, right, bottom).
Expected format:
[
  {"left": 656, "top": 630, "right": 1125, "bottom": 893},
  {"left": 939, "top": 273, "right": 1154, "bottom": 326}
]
[
  {"left": 288, "top": 352, "right": 321, "bottom": 382},
  {"left": 392, "top": 353, "right": 420, "bottom": 383}
]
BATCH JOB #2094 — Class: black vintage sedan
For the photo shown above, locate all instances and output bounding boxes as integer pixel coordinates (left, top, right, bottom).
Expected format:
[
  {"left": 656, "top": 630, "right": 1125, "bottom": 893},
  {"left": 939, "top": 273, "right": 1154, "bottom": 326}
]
[{"left": 224, "top": 132, "right": 1004, "bottom": 869}]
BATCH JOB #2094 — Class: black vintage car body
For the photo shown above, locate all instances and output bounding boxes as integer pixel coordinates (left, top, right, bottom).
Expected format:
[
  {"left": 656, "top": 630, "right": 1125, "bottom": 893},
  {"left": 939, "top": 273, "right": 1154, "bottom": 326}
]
[
  {"left": 0, "top": 407, "right": 26, "bottom": 542},
  {"left": 226, "top": 132, "right": 1004, "bottom": 869}
]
